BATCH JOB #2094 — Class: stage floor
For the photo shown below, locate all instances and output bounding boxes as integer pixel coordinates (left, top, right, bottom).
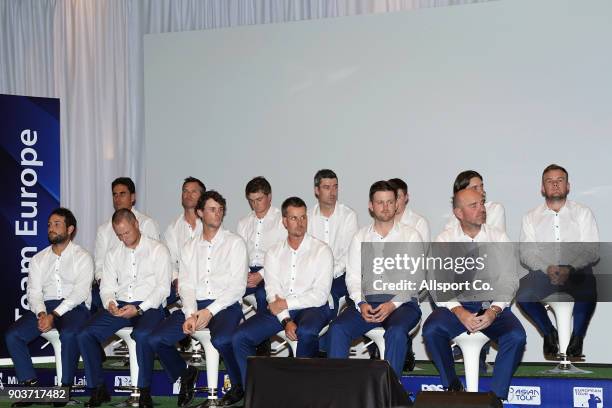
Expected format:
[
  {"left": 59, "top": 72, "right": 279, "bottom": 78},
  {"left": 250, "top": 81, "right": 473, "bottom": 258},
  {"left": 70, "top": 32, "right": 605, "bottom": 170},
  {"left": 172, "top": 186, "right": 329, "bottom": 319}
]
[{"left": 1, "top": 358, "right": 610, "bottom": 407}]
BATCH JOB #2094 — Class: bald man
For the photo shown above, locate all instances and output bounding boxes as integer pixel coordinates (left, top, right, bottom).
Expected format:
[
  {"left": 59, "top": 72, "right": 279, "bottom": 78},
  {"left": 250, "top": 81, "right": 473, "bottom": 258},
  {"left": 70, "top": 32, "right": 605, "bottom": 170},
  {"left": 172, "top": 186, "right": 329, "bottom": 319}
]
[{"left": 423, "top": 189, "right": 525, "bottom": 402}]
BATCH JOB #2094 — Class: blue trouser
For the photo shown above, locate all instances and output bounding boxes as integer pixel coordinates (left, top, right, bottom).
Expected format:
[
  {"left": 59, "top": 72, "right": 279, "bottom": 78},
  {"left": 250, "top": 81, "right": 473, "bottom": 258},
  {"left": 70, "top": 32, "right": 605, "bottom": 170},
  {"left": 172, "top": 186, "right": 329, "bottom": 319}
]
[
  {"left": 243, "top": 266, "right": 267, "bottom": 313},
  {"left": 517, "top": 270, "right": 596, "bottom": 337},
  {"left": 328, "top": 301, "right": 421, "bottom": 377},
  {"left": 77, "top": 301, "right": 164, "bottom": 388},
  {"left": 330, "top": 274, "right": 350, "bottom": 315},
  {"left": 5, "top": 300, "right": 90, "bottom": 385},
  {"left": 148, "top": 300, "right": 243, "bottom": 387},
  {"left": 232, "top": 304, "right": 331, "bottom": 386},
  {"left": 422, "top": 303, "right": 526, "bottom": 399},
  {"left": 90, "top": 282, "right": 102, "bottom": 314}
]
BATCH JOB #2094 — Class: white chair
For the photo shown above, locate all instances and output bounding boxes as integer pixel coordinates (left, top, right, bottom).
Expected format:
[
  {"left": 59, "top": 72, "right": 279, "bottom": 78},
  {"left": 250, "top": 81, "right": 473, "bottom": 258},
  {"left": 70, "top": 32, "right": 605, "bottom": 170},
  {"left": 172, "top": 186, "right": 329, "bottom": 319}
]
[
  {"left": 452, "top": 331, "right": 489, "bottom": 392},
  {"left": 545, "top": 301, "right": 591, "bottom": 374},
  {"left": 114, "top": 327, "right": 140, "bottom": 402},
  {"left": 191, "top": 329, "right": 220, "bottom": 402},
  {"left": 40, "top": 329, "right": 62, "bottom": 385},
  {"left": 275, "top": 325, "right": 330, "bottom": 357}
]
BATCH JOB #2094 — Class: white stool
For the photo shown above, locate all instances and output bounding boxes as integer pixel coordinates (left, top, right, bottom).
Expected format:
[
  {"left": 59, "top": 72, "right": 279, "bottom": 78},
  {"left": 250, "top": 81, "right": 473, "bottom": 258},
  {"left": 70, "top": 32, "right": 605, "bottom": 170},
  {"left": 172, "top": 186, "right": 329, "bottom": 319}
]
[
  {"left": 363, "top": 321, "right": 422, "bottom": 360},
  {"left": 452, "top": 331, "right": 489, "bottom": 392},
  {"left": 114, "top": 327, "right": 140, "bottom": 402},
  {"left": 275, "top": 325, "right": 329, "bottom": 357},
  {"left": 40, "top": 329, "right": 62, "bottom": 385},
  {"left": 191, "top": 329, "right": 220, "bottom": 402},
  {"left": 545, "top": 301, "right": 591, "bottom": 374}
]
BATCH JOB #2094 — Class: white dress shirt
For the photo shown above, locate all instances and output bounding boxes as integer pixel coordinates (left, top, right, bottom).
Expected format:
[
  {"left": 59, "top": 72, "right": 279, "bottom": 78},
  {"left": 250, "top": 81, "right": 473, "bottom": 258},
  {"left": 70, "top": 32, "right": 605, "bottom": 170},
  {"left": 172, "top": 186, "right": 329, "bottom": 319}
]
[
  {"left": 27, "top": 241, "right": 94, "bottom": 317},
  {"left": 399, "top": 207, "right": 431, "bottom": 243},
  {"left": 520, "top": 200, "right": 599, "bottom": 272},
  {"left": 164, "top": 214, "right": 202, "bottom": 281},
  {"left": 100, "top": 235, "right": 171, "bottom": 312},
  {"left": 444, "top": 201, "right": 506, "bottom": 233},
  {"left": 264, "top": 234, "right": 333, "bottom": 322},
  {"left": 236, "top": 206, "right": 287, "bottom": 277},
  {"left": 308, "top": 202, "right": 359, "bottom": 279},
  {"left": 179, "top": 228, "right": 248, "bottom": 317},
  {"left": 94, "top": 208, "right": 160, "bottom": 281},
  {"left": 435, "top": 223, "right": 512, "bottom": 311},
  {"left": 346, "top": 222, "right": 424, "bottom": 309}
]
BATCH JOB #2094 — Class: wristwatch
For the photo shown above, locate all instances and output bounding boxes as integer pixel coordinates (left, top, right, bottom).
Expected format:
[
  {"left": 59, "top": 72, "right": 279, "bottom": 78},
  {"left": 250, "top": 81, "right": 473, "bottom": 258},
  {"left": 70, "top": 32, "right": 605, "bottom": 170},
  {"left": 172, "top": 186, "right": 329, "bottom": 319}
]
[
  {"left": 281, "top": 317, "right": 293, "bottom": 329},
  {"left": 135, "top": 305, "right": 144, "bottom": 316}
]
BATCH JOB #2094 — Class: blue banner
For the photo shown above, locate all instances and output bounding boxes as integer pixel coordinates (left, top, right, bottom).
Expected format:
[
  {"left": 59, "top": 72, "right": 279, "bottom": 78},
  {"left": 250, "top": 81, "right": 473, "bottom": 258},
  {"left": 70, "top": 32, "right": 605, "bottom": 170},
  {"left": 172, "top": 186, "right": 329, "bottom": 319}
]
[{"left": 0, "top": 94, "right": 60, "bottom": 358}]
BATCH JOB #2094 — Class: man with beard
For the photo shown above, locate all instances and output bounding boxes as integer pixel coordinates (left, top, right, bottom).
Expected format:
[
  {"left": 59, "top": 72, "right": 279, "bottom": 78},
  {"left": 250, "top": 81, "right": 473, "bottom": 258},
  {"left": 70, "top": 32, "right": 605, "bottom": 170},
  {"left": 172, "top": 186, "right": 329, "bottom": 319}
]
[
  {"left": 308, "top": 169, "right": 358, "bottom": 314},
  {"left": 518, "top": 164, "right": 599, "bottom": 358},
  {"left": 423, "top": 188, "right": 525, "bottom": 402},
  {"left": 92, "top": 177, "right": 160, "bottom": 311},
  {"left": 233, "top": 196, "right": 333, "bottom": 387},
  {"left": 164, "top": 177, "right": 206, "bottom": 304},
  {"left": 6, "top": 208, "right": 93, "bottom": 407},
  {"left": 328, "top": 181, "right": 423, "bottom": 377},
  {"left": 78, "top": 209, "right": 171, "bottom": 408},
  {"left": 148, "top": 191, "right": 248, "bottom": 407}
]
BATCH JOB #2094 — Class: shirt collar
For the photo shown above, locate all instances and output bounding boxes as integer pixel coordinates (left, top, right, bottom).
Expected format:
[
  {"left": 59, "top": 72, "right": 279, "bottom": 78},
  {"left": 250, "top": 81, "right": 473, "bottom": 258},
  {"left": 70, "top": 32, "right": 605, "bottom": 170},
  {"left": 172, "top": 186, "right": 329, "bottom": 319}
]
[
  {"left": 283, "top": 233, "right": 312, "bottom": 254},
  {"left": 200, "top": 227, "right": 226, "bottom": 246}
]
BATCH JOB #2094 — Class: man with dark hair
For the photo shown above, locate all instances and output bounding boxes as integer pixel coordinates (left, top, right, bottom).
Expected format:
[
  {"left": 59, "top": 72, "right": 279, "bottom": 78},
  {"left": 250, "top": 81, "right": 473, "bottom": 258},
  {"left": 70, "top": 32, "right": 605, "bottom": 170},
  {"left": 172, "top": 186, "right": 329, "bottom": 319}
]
[
  {"left": 233, "top": 196, "right": 333, "bottom": 386},
  {"left": 518, "top": 164, "right": 598, "bottom": 358},
  {"left": 388, "top": 177, "right": 430, "bottom": 242},
  {"left": 164, "top": 177, "right": 206, "bottom": 304},
  {"left": 444, "top": 170, "right": 506, "bottom": 232},
  {"left": 6, "top": 208, "right": 93, "bottom": 407},
  {"left": 237, "top": 176, "right": 286, "bottom": 313},
  {"left": 309, "top": 169, "right": 358, "bottom": 314},
  {"left": 78, "top": 209, "right": 171, "bottom": 408},
  {"left": 148, "top": 191, "right": 248, "bottom": 407},
  {"left": 424, "top": 188, "right": 525, "bottom": 402},
  {"left": 93, "top": 177, "right": 160, "bottom": 311},
  {"left": 328, "top": 181, "right": 423, "bottom": 377}
]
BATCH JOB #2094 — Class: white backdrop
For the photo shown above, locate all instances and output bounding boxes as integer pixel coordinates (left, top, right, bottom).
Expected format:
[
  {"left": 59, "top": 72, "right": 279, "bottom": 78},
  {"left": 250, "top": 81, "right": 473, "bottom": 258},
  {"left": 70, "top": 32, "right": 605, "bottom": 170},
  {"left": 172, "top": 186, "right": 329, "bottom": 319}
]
[{"left": 144, "top": 0, "right": 612, "bottom": 362}]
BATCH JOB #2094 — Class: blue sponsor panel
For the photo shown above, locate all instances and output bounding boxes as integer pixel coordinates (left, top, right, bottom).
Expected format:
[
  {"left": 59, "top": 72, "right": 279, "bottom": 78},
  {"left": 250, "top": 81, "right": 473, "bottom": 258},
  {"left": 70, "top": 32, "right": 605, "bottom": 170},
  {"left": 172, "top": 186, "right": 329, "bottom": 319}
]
[
  {"left": 401, "top": 375, "right": 611, "bottom": 407},
  {"left": 0, "top": 94, "right": 60, "bottom": 358}
]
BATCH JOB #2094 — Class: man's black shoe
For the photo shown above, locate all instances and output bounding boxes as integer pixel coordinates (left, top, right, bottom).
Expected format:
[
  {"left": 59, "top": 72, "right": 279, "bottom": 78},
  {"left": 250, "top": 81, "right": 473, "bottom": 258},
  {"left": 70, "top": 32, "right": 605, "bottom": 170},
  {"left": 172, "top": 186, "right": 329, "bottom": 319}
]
[
  {"left": 403, "top": 351, "right": 416, "bottom": 372},
  {"left": 566, "top": 333, "right": 584, "bottom": 357},
  {"left": 84, "top": 385, "right": 111, "bottom": 407},
  {"left": 543, "top": 328, "right": 559, "bottom": 357},
  {"left": 220, "top": 385, "right": 244, "bottom": 406},
  {"left": 138, "top": 387, "right": 153, "bottom": 408},
  {"left": 255, "top": 339, "right": 271, "bottom": 356},
  {"left": 11, "top": 379, "right": 39, "bottom": 407},
  {"left": 446, "top": 377, "right": 465, "bottom": 392},
  {"left": 177, "top": 366, "right": 198, "bottom": 407}
]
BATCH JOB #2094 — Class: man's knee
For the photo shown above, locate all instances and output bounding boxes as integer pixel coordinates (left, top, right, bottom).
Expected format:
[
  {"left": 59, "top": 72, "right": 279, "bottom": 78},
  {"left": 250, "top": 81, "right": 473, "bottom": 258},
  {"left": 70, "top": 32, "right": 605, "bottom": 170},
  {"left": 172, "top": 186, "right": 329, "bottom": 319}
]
[{"left": 384, "top": 325, "right": 408, "bottom": 344}]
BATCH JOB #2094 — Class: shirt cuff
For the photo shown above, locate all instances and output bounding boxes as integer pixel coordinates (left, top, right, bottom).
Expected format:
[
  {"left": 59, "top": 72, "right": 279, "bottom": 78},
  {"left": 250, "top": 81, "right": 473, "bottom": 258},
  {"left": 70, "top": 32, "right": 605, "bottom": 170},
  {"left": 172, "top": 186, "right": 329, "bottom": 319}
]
[
  {"left": 206, "top": 301, "right": 222, "bottom": 316},
  {"left": 276, "top": 309, "right": 290, "bottom": 322},
  {"left": 392, "top": 301, "right": 402, "bottom": 309},
  {"left": 33, "top": 303, "right": 46, "bottom": 316},
  {"left": 53, "top": 302, "right": 70, "bottom": 317},
  {"left": 443, "top": 301, "right": 462, "bottom": 311},
  {"left": 491, "top": 301, "right": 508, "bottom": 311}
]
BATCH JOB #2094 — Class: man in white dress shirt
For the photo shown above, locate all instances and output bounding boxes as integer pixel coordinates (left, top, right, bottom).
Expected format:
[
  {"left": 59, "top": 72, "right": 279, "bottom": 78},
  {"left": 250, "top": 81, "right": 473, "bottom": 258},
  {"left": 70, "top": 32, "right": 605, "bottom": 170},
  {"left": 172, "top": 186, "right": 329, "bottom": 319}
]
[
  {"left": 388, "top": 177, "right": 430, "bottom": 243},
  {"left": 6, "top": 208, "right": 93, "bottom": 407},
  {"left": 148, "top": 191, "right": 248, "bottom": 407},
  {"left": 92, "top": 177, "right": 160, "bottom": 312},
  {"left": 77, "top": 209, "right": 171, "bottom": 408},
  {"left": 233, "top": 196, "right": 334, "bottom": 386},
  {"left": 236, "top": 176, "right": 286, "bottom": 313},
  {"left": 308, "top": 169, "right": 358, "bottom": 314},
  {"left": 328, "top": 181, "right": 423, "bottom": 377},
  {"left": 422, "top": 188, "right": 525, "bottom": 401},
  {"left": 444, "top": 170, "right": 506, "bottom": 232},
  {"left": 164, "top": 177, "right": 205, "bottom": 305},
  {"left": 517, "top": 164, "right": 599, "bottom": 358}
]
